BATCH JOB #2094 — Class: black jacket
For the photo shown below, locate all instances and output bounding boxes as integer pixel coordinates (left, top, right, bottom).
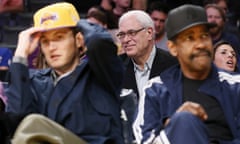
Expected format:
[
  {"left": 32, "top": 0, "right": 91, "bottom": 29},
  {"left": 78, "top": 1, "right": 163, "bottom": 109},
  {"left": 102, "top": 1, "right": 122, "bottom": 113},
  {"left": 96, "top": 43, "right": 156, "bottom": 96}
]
[{"left": 120, "top": 48, "right": 178, "bottom": 99}]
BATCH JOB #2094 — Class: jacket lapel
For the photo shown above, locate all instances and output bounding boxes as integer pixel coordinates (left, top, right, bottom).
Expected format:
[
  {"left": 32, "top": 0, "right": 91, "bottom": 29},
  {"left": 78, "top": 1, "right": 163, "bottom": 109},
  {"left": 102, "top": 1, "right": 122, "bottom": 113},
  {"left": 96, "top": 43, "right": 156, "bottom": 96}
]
[{"left": 122, "top": 57, "right": 139, "bottom": 97}]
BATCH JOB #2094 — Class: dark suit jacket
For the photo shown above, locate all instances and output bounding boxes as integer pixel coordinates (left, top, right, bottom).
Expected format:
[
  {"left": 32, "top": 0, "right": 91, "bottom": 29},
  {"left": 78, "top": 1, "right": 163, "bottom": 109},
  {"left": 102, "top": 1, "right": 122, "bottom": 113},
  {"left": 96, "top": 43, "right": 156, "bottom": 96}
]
[{"left": 120, "top": 48, "right": 178, "bottom": 99}]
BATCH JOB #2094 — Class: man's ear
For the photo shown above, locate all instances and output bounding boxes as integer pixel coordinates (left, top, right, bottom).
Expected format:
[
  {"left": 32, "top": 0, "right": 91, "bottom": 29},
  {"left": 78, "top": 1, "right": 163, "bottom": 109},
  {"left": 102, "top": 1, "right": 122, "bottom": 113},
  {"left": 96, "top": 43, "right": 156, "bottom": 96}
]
[
  {"left": 75, "top": 32, "right": 87, "bottom": 57},
  {"left": 75, "top": 32, "right": 84, "bottom": 48},
  {"left": 146, "top": 27, "right": 154, "bottom": 40},
  {"left": 167, "top": 40, "right": 177, "bottom": 57}
]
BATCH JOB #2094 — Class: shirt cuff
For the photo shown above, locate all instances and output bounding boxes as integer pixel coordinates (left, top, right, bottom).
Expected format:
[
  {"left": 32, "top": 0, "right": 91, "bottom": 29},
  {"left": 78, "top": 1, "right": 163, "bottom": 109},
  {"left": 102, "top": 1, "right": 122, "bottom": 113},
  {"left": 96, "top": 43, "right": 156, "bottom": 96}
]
[{"left": 12, "top": 56, "right": 28, "bottom": 66}]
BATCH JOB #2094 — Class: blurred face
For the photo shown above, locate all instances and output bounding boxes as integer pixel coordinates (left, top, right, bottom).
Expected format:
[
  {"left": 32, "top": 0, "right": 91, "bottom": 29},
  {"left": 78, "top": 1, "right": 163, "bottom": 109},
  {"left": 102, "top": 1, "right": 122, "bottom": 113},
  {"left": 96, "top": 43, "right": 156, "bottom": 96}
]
[
  {"left": 118, "top": 16, "right": 154, "bottom": 59},
  {"left": 168, "top": 25, "right": 213, "bottom": 79},
  {"left": 87, "top": 7, "right": 107, "bottom": 28},
  {"left": 214, "top": 44, "right": 237, "bottom": 72},
  {"left": 40, "top": 28, "right": 83, "bottom": 75},
  {"left": 206, "top": 7, "right": 225, "bottom": 37},
  {"left": 216, "top": 0, "right": 228, "bottom": 14},
  {"left": 150, "top": 10, "right": 167, "bottom": 38},
  {"left": 114, "top": 0, "right": 131, "bottom": 8}
]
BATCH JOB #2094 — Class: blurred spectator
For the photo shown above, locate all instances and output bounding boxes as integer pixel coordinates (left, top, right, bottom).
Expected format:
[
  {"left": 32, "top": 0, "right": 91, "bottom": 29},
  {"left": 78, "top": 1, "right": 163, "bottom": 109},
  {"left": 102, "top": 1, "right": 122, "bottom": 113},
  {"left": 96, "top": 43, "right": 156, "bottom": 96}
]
[
  {"left": 77, "top": 19, "right": 113, "bottom": 47},
  {"left": 204, "top": 0, "right": 228, "bottom": 13},
  {"left": 86, "top": 6, "right": 108, "bottom": 28},
  {"left": 0, "top": 0, "right": 24, "bottom": 13},
  {"left": 105, "top": 0, "right": 132, "bottom": 29},
  {"left": 216, "top": 0, "right": 228, "bottom": 14},
  {"left": 205, "top": 4, "right": 240, "bottom": 63},
  {"left": 204, "top": 0, "right": 240, "bottom": 40},
  {"left": 112, "top": 0, "right": 131, "bottom": 22},
  {"left": 100, "top": 0, "right": 114, "bottom": 11},
  {"left": 88, "top": 0, "right": 132, "bottom": 53},
  {"left": 203, "top": 0, "right": 233, "bottom": 23},
  {"left": 213, "top": 40, "right": 238, "bottom": 72},
  {"left": 147, "top": 1, "right": 169, "bottom": 51},
  {"left": 85, "top": 6, "right": 125, "bottom": 54}
]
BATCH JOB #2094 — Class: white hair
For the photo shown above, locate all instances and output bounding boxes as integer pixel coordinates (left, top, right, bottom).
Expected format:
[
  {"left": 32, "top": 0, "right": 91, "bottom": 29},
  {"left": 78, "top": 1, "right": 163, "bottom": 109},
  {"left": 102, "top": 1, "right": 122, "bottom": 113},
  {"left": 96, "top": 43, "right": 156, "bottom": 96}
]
[{"left": 119, "top": 10, "right": 155, "bottom": 35}]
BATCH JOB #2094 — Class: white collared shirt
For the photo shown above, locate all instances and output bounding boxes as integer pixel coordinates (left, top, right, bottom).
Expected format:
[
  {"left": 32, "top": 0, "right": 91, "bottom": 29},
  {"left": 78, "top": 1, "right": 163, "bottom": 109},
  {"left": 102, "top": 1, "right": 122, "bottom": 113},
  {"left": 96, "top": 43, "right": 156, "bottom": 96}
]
[{"left": 133, "top": 47, "right": 156, "bottom": 98}]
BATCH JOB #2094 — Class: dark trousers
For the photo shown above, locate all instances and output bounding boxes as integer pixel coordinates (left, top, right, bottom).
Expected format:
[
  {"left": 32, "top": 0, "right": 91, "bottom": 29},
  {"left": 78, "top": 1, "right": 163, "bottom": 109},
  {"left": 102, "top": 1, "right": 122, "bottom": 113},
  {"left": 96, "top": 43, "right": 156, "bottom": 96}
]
[
  {"left": 165, "top": 111, "right": 209, "bottom": 144},
  {"left": 164, "top": 112, "right": 239, "bottom": 144}
]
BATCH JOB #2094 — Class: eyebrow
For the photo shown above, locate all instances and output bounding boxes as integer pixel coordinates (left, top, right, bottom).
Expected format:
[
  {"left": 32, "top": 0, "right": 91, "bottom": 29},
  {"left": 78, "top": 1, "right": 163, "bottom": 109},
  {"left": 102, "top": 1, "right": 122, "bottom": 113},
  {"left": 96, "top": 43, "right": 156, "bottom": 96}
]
[{"left": 219, "top": 48, "right": 235, "bottom": 52}]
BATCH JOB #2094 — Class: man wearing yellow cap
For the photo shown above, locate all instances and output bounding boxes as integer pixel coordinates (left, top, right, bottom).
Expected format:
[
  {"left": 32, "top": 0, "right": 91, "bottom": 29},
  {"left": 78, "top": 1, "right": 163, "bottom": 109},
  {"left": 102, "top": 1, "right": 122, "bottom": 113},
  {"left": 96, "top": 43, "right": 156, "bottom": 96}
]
[{"left": 3, "top": 2, "right": 124, "bottom": 144}]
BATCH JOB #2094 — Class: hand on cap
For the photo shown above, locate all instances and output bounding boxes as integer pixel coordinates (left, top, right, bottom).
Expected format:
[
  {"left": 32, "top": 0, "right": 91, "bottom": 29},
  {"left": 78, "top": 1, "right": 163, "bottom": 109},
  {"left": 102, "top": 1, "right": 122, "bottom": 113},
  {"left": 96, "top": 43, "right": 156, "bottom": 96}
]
[{"left": 14, "top": 27, "right": 43, "bottom": 58}]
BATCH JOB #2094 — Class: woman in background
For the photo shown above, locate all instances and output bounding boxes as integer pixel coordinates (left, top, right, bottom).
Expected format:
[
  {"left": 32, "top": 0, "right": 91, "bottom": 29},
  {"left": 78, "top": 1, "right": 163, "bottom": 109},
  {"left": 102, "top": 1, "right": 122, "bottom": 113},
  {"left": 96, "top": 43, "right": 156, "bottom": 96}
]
[{"left": 213, "top": 40, "right": 238, "bottom": 72}]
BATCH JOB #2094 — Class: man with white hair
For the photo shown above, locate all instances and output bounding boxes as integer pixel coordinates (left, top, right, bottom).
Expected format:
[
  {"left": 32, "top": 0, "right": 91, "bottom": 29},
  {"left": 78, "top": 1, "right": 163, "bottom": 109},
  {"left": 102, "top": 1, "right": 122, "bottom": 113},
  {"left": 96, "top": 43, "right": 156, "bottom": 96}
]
[{"left": 117, "top": 10, "right": 177, "bottom": 144}]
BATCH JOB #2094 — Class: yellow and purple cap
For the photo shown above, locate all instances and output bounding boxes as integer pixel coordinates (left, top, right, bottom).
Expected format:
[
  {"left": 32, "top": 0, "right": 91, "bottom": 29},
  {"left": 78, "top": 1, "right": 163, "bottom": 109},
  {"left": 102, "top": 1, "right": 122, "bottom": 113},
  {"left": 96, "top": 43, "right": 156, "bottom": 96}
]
[{"left": 33, "top": 2, "right": 80, "bottom": 31}]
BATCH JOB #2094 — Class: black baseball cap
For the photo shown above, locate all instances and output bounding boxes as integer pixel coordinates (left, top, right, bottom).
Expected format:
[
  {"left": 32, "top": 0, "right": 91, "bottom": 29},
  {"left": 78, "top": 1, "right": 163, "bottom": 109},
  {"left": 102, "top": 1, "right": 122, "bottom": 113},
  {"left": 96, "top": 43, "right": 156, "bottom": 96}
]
[{"left": 165, "top": 4, "right": 216, "bottom": 40}]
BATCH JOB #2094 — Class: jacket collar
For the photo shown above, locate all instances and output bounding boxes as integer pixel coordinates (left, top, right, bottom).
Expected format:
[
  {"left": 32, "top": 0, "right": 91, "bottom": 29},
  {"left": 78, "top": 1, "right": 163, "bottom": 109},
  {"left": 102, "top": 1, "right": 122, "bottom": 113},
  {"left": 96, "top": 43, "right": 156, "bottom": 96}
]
[{"left": 160, "top": 64, "right": 221, "bottom": 99}]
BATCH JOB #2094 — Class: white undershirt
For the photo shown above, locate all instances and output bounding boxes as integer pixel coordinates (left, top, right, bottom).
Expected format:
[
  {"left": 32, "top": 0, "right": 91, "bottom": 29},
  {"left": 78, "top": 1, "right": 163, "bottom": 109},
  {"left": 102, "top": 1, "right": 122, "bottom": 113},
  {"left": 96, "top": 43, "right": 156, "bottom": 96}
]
[{"left": 133, "top": 47, "right": 156, "bottom": 98}]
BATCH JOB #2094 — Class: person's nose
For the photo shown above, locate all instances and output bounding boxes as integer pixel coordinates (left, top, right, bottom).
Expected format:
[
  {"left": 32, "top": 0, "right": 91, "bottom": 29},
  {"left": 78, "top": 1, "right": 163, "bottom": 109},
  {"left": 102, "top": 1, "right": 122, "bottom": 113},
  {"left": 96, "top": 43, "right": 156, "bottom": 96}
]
[
  {"left": 121, "top": 34, "right": 131, "bottom": 43},
  {"left": 227, "top": 52, "right": 234, "bottom": 58},
  {"left": 49, "top": 41, "right": 57, "bottom": 51},
  {"left": 194, "top": 38, "right": 206, "bottom": 49},
  {"left": 155, "top": 21, "right": 161, "bottom": 26},
  {"left": 208, "top": 17, "right": 215, "bottom": 23}
]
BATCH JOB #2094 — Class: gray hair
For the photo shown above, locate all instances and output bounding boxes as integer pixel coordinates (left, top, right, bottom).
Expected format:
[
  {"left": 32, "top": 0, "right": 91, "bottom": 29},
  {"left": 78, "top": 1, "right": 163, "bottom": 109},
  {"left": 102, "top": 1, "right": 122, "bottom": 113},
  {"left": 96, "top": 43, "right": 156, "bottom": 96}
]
[{"left": 119, "top": 10, "right": 155, "bottom": 35}]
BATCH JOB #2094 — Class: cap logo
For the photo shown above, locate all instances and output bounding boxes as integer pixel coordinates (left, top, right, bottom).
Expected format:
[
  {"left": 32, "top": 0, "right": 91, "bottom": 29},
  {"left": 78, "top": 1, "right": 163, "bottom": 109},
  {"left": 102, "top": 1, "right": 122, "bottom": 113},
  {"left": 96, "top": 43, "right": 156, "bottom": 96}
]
[
  {"left": 33, "top": 2, "right": 80, "bottom": 30},
  {"left": 40, "top": 12, "right": 58, "bottom": 26}
]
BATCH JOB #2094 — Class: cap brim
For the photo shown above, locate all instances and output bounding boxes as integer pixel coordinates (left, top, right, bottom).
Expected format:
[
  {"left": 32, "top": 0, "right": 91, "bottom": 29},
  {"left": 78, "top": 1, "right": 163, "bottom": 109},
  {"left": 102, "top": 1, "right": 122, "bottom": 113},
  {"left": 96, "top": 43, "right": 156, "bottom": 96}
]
[{"left": 35, "top": 26, "right": 77, "bottom": 33}]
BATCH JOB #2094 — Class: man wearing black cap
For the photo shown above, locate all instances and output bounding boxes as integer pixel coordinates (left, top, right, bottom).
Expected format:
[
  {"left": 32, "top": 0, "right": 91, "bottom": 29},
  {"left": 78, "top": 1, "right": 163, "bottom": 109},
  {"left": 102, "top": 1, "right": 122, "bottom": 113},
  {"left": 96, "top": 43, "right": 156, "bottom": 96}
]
[{"left": 133, "top": 4, "right": 240, "bottom": 144}]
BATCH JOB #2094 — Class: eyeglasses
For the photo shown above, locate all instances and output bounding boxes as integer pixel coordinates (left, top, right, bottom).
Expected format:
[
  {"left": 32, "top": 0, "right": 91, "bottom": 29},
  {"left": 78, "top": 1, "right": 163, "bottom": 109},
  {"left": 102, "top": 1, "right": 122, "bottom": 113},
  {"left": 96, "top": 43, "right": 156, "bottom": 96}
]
[{"left": 116, "top": 27, "right": 145, "bottom": 40}]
